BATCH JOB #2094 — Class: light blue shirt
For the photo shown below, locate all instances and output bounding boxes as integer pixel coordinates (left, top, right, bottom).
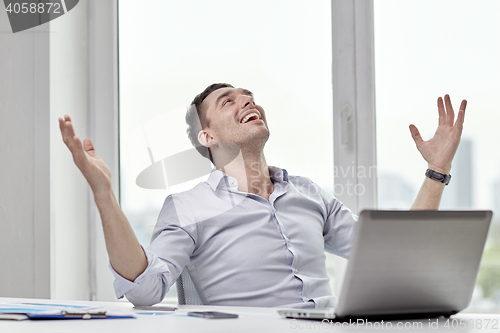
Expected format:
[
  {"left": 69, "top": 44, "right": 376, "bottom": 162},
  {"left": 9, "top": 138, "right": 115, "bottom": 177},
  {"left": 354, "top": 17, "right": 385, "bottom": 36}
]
[{"left": 111, "top": 166, "right": 357, "bottom": 308}]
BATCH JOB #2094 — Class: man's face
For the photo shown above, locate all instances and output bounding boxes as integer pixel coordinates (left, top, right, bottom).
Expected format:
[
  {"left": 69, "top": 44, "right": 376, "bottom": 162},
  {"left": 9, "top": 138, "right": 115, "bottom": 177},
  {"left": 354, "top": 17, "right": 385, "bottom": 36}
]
[{"left": 200, "top": 87, "right": 270, "bottom": 152}]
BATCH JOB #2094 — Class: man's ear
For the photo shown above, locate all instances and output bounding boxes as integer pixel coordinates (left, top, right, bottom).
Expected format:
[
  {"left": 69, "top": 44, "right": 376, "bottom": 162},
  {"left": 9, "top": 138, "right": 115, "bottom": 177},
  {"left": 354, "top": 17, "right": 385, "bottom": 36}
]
[{"left": 197, "top": 129, "right": 213, "bottom": 148}]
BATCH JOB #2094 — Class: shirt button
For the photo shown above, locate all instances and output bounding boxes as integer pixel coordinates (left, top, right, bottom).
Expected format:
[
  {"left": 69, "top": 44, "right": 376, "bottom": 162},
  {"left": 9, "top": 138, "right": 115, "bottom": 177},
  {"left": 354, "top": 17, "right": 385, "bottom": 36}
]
[
  {"left": 294, "top": 268, "right": 299, "bottom": 274},
  {"left": 285, "top": 236, "right": 290, "bottom": 243}
]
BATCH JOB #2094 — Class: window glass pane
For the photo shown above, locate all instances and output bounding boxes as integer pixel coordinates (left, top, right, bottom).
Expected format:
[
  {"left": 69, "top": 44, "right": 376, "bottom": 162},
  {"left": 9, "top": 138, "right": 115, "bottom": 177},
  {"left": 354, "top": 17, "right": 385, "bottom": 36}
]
[
  {"left": 119, "top": 0, "right": 333, "bottom": 299},
  {"left": 375, "top": 0, "right": 500, "bottom": 311}
]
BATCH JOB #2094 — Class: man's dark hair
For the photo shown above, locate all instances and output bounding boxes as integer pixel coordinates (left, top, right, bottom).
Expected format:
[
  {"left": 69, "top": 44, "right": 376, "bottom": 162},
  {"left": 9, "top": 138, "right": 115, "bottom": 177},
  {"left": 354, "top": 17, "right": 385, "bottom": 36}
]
[{"left": 186, "top": 83, "right": 234, "bottom": 162}]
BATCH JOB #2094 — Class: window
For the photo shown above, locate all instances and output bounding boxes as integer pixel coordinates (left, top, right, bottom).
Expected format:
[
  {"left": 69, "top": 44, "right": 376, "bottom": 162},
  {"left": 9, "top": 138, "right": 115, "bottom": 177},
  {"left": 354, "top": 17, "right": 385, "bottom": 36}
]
[
  {"left": 375, "top": 0, "right": 500, "bottom": 311},
  {"left": 119, "top": 0, "right": 334, "bottom": 299}
]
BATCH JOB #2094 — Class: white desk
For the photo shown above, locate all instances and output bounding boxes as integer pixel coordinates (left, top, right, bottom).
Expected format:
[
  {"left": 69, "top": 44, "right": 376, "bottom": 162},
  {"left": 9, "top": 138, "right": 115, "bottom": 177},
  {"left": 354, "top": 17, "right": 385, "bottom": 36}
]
[{"left": 0, "top": 297, "right": 498, "bottom": 333}]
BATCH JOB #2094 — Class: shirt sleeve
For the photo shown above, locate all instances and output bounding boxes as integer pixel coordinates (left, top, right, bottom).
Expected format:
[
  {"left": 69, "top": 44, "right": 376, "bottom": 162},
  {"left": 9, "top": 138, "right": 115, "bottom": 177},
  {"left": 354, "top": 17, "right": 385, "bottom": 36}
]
[
  {"left": 319, "top": 187, "right": 358, "bottom": 259},
  {"left": 109, "top": 195, "right": 197, "bottom": 306},
  {"left": 110, "top": 247, "right": 170, "bottom": 305}
]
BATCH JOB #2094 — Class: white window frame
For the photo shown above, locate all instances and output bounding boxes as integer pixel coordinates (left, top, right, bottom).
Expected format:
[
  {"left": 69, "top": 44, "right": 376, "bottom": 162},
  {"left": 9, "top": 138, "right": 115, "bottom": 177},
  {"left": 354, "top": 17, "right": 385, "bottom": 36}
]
[
  {"left": 86, "top": 0, "right": 120, "bottom": 301},
  {"left": 331, "top": 0, "right": 377, "bottom": 294}
]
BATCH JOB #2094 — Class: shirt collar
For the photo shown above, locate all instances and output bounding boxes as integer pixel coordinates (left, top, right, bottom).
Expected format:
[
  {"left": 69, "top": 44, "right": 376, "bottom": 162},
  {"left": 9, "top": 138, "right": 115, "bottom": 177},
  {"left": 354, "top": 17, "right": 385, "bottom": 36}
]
[
  {"left": 206, "top": 166, "right": 289, "bottom": 191},
  {"left": 207, "top": 169, "right": 226, "bottom": 191},
  {"left": 268, "top": 166, "right": 289, "bottom": 183}
]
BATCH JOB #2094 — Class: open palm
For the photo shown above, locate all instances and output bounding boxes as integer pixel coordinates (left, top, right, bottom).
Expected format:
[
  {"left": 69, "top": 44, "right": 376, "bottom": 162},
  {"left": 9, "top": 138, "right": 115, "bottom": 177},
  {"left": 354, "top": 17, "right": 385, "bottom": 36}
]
[
  {"left": 409, "top": 95, "right": 467, "bottom": 175},
  {"left": 59, "top": 115, "right": 112, "bottom": 194}
]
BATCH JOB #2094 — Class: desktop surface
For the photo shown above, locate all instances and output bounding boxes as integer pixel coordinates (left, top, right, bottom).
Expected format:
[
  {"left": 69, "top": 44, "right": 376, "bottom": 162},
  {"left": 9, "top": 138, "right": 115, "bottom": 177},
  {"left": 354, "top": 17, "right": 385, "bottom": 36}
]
[{"left": 0, "top": 297, "right": 498, "bottom": 333}]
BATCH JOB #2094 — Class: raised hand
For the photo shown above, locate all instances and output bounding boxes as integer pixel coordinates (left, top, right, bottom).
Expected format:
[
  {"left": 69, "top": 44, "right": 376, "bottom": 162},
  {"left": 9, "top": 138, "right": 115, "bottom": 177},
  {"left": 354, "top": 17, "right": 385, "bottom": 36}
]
[
  {"left": 409, "top": 95, "right": 467, "bottom": 175},
  {"left": 59, "top": 115, "right": 112, "bottom": 195},
  {"left": 59, "top": 115, "right": 148, "bottom": 281}
]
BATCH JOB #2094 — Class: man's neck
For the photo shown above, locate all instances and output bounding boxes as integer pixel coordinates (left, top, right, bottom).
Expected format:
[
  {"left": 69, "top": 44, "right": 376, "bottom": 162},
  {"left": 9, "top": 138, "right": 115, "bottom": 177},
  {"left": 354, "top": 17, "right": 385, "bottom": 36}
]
[{"left": 217, "top": 149, "right": 274, "bottom": 201}]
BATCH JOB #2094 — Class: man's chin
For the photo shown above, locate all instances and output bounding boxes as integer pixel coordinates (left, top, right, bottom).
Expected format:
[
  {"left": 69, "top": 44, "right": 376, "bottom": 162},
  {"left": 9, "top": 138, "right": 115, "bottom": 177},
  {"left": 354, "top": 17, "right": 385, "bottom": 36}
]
[
  {"left": 247, "top": 126, "right": 269, "bottom": 139},
  {"left": 238, "top": 132, "right": 269, "bottom": 152}
]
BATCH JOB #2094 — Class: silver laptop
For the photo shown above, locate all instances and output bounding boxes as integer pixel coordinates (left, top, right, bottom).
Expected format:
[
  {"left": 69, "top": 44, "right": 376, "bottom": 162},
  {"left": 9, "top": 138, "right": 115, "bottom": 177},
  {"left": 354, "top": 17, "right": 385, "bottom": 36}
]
[{"left": 279, "top": 210, "right": 492, "bottom": 321}]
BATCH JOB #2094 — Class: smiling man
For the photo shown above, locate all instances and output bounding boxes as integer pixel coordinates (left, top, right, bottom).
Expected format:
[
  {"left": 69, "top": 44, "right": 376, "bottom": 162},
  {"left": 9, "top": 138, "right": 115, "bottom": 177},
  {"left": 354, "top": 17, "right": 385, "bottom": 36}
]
[
  {"left": 59, "top": 83, "right": 466, "bottom": 308},
  {"left": 189, "top": 84, "right": 273, "bottom": 200}
]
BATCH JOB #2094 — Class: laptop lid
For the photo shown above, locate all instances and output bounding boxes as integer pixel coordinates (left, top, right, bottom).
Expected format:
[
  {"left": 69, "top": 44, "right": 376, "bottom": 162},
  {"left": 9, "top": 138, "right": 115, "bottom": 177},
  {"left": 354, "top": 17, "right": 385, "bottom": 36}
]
[{"left": 335, "top": 210, "right": 492, "bottom": 320}]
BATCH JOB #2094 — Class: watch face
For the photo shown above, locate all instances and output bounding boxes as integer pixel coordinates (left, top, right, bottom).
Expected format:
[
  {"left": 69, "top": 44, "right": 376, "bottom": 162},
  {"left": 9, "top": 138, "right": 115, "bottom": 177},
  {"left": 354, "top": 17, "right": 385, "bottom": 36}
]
[
  {"left": 435, "top": 173, "right": 445, "bottom": 181},
  {"left": 426, "top": 169, "right": 450, "bottom": 185}
]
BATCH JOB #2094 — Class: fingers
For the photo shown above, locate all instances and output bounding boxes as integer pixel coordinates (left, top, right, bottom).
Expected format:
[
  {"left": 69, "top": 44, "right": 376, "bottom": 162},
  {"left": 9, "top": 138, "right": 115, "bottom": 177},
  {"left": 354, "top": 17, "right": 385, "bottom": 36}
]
[
  {"left": 59, "top": 115, "right": 75, "bottom": 146},
  {"left": 71, "top": 135, "right": 91, "bottom": 169},
  {"left": 59, "top": 115, "right": 74, "bottom": 138},
  {"left": 61, "top": 118, "right": 78, "bottom": 149},
  {"left": 444, "top": 94, "right": 455, "bottom": 126},
  {"left": 83, "top": 138, "right": 96, "bottom": 158},
  {"left": 455, "top": 99, "right": 467, "bottom": 130},
  {"left": 459, "top": 99, "right": 467, "bottom": 121},
  {"left": 58, "top": 116, "right": 69, "bottom": 141},
  {"left": 58, "top": 115, "right": 87, "bottom": 160},
  {"left": 409, "top": 124, "right": 424, "bottom": 146},
  {"left": 437, "top": 97, "right": 446, "bottom": 126},
  {"left": 459, "top": 99, "right": 467, "bottom": 113},
  {"left": 58, "top": 117, "right": 65, "bottom": 135}
]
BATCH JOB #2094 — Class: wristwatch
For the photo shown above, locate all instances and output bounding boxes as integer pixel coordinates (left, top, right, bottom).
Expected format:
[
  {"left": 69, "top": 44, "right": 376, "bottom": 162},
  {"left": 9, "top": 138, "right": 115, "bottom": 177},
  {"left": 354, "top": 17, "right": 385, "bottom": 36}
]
[{"left": 425, "top": 169, "right": 451, "bottom": 185}]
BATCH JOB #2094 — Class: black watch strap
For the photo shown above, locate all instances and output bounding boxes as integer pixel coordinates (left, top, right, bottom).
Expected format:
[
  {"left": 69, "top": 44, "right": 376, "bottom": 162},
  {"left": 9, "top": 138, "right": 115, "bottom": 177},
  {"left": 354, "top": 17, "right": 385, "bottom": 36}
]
[{"left": 425, "top": 169, "right": 451, "bottom": 185}]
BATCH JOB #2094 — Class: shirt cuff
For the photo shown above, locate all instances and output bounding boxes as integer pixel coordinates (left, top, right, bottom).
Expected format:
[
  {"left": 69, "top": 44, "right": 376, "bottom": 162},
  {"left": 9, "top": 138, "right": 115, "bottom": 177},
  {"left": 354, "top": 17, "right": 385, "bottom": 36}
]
[{"left": 109, "top": 246, "right": 170, "bottom": 299}]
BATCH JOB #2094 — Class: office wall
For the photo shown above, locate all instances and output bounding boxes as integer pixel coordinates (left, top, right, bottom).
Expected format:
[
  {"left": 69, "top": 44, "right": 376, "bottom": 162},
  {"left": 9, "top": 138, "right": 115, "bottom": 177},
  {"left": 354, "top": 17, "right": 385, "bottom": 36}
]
[{"left": 0, "top": 6, "right": 51, "bottom": 298}]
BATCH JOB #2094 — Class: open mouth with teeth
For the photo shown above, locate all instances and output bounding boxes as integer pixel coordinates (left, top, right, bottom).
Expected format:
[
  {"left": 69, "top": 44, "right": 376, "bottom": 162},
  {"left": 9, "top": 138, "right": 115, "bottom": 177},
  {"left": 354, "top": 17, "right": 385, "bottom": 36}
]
[{"left": 240, "top": 112, "right": 260, "bottom": 124}]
